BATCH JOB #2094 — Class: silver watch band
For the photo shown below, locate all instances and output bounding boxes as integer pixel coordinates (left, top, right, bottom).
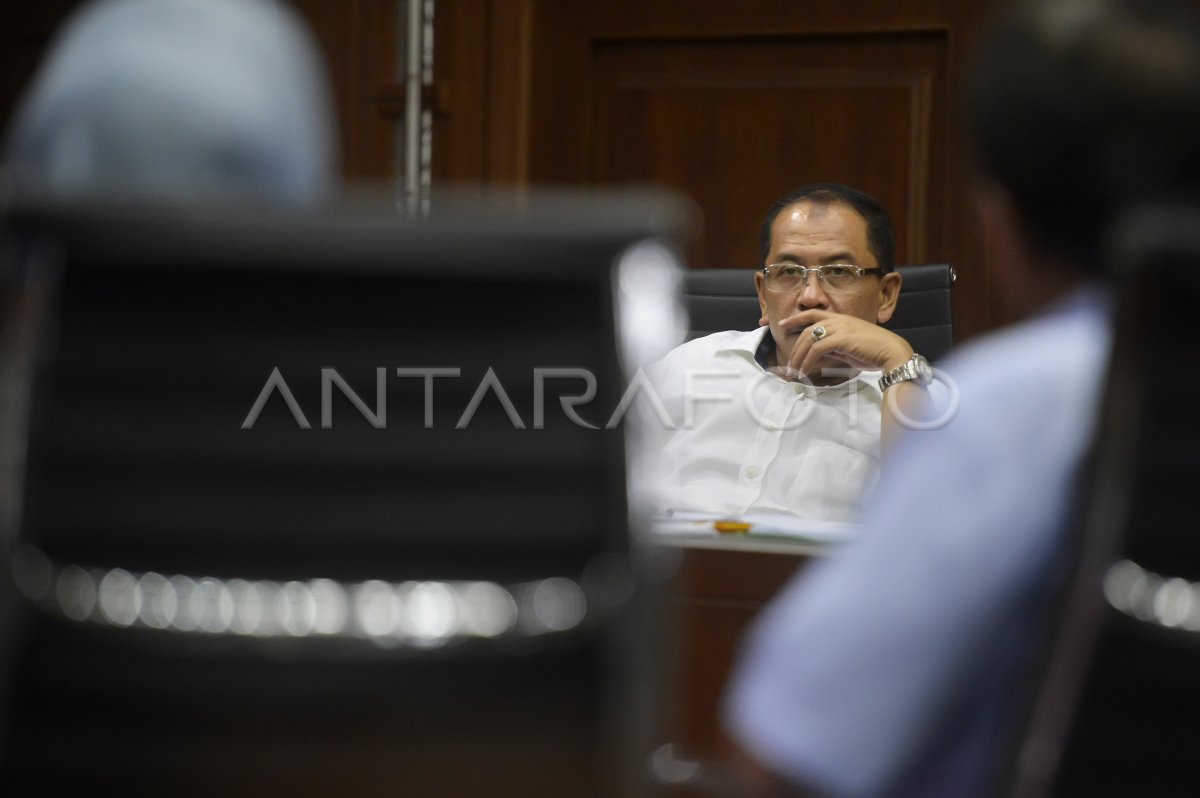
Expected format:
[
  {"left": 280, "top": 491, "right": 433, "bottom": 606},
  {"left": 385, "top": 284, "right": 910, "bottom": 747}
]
[{"left": 878, "top": 354, "right": 930, "bottom": 392}]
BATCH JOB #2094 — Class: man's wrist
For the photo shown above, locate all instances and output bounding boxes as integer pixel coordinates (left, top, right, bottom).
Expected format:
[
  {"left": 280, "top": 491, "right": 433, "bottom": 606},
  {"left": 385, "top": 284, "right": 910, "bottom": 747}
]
[
  {"left": 879, "top": 353, "right": 932, "bottom": 391},
  {"left": 880, "top": 346, "right": 916, "bottom": 374}
]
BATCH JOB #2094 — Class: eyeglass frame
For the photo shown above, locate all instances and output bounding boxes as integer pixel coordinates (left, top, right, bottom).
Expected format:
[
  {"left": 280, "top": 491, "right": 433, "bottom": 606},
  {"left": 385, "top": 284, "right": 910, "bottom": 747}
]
[{"left": 760, "top": 262, "right": 885, "bottom": 293}]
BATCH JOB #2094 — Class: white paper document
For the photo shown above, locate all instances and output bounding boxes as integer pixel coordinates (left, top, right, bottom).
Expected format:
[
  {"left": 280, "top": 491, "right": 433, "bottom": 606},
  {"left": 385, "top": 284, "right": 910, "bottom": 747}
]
[{"left": 650, "top": 511, "right": 858, "bottom": 544}]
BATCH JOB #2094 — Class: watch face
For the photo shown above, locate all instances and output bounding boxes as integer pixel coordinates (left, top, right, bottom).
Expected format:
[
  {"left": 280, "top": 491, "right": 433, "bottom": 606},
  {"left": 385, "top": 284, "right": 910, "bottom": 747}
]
[{"left": 914, "top": 355, "right": 932, "bottom": 383}]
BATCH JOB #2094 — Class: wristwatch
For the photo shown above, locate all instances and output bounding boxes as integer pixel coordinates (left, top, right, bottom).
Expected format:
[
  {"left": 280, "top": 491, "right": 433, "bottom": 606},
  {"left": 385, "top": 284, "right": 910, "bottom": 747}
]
[{"left": 878, "top": 354, "right": 932, "bottom": 391}]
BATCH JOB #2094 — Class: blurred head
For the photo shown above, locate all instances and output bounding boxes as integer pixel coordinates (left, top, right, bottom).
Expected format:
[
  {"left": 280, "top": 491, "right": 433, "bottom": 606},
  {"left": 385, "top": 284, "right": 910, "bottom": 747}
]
[
  {"left": 968, "top": 0, "right": 1200, "bottom": 277},
  {"left": 4, "top": 0, "right": 336, "bottom": 204}
]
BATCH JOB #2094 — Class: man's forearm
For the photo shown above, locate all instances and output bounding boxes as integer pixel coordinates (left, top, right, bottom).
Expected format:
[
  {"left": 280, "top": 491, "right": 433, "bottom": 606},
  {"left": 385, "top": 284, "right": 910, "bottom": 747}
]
[{"left": 881, "top": 380, "right": 935, "bottom": 459}]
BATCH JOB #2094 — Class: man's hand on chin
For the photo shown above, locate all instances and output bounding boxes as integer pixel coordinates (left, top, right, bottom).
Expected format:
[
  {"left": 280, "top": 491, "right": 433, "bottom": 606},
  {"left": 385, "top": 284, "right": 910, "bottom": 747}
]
[{"left": 777, "top": 309, "right": 913, "bottom": 384}]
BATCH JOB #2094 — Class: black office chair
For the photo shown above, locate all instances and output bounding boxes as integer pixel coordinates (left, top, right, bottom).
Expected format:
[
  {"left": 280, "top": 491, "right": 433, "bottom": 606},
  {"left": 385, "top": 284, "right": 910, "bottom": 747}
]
[
  {"left": 683, "top": 263, "right": 956, "bottom": 361},
  {"left": 995, "top": 206, "right": 1200, "bottom": 798},
  {"left": 0, "top": 191, "right": 690, "bottom": 798}
]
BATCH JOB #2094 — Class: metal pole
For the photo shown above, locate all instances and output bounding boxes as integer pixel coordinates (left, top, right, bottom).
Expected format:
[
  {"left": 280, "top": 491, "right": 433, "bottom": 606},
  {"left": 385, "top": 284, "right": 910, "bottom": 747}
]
[{"left": 404, "top": 0, "right": 422, "bottom": 216}]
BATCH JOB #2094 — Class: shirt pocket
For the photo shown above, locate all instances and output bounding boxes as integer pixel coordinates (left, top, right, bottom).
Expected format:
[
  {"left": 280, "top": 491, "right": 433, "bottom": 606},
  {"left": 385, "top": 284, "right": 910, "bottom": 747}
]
[{"left": 787, "top": 439, "right": 878, "bottom": 522}]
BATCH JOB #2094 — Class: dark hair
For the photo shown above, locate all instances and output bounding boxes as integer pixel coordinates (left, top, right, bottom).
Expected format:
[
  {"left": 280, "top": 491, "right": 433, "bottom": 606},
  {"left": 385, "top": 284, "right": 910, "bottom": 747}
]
[
  {"left": 758, "top": 183, "right": 896, "bottom": 273},
  {"left": 967, "top": 0, "right": 1200, "bottom": 273}
]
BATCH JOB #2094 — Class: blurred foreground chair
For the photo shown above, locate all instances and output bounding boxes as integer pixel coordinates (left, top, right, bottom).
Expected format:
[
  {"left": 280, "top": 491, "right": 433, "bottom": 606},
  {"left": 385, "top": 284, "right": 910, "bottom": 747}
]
[
  {"left": 0, "top": 191, "right": 691, "bottom": 798},
  {"left": 683, "top": 264, "right": 956, "bottom": 361},
  {"left": 997, "top": 205, "right": 1200, "bottom": 797}
]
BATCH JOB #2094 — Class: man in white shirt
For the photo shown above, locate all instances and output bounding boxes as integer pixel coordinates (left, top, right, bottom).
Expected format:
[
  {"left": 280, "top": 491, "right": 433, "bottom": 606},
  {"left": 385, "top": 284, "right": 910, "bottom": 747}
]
[{"left": 647, "top": 183, "right": 932, "bottom": 522}]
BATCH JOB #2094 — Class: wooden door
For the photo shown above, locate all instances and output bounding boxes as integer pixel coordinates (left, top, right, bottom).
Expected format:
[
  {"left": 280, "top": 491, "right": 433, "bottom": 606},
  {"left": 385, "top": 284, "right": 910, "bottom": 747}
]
[{"left": 432, "top": 0, "right": 1002, "bottom": 339}]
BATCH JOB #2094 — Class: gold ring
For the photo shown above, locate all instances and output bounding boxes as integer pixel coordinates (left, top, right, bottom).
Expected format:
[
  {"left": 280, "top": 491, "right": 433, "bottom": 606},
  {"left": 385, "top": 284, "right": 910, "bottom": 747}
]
[{"left": 811, "top": 325, "right": 827, "bottom": 342}]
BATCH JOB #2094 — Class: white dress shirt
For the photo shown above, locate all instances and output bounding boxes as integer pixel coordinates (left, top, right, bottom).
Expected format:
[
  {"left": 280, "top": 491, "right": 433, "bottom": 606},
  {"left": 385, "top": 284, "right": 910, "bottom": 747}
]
[{"left": 644, "top": 328, "right": 882, "bottom": 522}]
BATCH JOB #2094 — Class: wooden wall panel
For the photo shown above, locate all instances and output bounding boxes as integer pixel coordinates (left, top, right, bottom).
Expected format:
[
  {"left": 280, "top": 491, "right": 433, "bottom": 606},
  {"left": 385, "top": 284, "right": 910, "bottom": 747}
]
[
  {"left": 429, "top": 0, "right": 488, "bottom": 182},
  {"left": 284, "top": 0, "right": 1001, "bottom": 343},
  {"left": 510, "top": 0, "right": 999, "bottom": 341},
  {"left": 290, "top": 0, "right": 531, "bottom": 187},
  {"left": 590, "top": 35, "right": 943, "bottom": 269},
  {"left": 289, "top": 0, "right": 400, "bottom": 181}
]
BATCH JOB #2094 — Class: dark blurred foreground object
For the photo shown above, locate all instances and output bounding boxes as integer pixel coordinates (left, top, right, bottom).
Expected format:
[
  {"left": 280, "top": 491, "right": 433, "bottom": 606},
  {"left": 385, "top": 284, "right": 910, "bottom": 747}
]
[
  {"left": 0, "top": 189, "right": 693, "bottom": 797},
  {"left": 999, "top": 205, "right": 1200, "bottom": 798}
]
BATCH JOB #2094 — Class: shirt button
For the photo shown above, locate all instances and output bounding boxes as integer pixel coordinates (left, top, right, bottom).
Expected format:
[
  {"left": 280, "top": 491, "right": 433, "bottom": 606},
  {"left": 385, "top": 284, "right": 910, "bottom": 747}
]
[
  {"left": 766, "top": 422, "right": 778, "bottom": 432},
  {"left": 746, "top": 466, "right": 760, "bottom": 479}
]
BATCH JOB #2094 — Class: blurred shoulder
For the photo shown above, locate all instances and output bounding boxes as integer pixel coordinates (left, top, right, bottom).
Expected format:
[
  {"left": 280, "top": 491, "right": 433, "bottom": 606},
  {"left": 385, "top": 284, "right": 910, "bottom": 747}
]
[{"left": 946, "top": 286, "right": 1110, "bottom": 404}]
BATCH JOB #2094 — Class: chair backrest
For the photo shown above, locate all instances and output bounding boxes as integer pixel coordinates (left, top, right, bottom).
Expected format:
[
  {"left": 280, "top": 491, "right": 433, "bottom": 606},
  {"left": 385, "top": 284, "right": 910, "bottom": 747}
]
[
  {"left": 683, "top": 263, "right": 956, "bottom": 361},
  {"left": 0, "top": 191, "right": 689, "bottom": 797},
  {"left": 995, "top": 206, "right": 1200, "bottom": 798}
]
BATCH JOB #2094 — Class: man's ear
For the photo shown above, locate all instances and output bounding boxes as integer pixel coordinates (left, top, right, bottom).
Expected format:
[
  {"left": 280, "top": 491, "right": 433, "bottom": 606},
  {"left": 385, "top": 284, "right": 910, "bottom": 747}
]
[
  {"left": 754, "top": 271, "right": 769, "bottom": 325},
  {"left": 875, "top": 271, "right": 903, "bottom": 325}
]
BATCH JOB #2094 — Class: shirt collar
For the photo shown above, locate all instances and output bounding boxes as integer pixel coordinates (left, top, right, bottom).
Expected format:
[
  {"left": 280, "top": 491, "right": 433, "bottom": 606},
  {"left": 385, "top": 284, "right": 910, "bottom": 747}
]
[
  {"left": 753, "top": 328, "right": 775, "bottom": 370},
  {"left": 708, "top": 327, "right": 773, "bottom": 364}
]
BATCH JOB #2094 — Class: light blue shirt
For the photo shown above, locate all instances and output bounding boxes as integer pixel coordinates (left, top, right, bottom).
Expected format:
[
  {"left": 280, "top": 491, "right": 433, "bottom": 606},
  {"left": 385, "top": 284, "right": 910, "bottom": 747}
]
[{"left": 725, "top": 284, "right": 1112, "bottom": 797}]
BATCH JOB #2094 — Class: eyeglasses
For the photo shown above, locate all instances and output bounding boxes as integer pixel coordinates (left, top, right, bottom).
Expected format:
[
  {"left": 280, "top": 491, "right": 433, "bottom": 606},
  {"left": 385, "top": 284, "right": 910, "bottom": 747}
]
[{"left": 761, "top": 263, "right": 883, "bottom": 294}]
